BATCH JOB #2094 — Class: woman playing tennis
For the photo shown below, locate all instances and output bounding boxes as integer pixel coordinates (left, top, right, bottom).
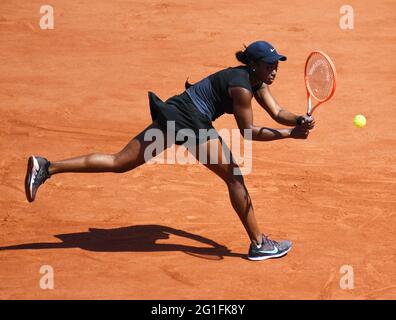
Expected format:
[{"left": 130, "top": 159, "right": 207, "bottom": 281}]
[{"left": 25, "top": 40, "right": 315, "bottom": 261}]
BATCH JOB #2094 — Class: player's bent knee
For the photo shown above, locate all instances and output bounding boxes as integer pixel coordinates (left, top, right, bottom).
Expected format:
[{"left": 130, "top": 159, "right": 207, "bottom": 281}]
[{"left": 112, "top": 155, "right": 135, "bottom": 173}]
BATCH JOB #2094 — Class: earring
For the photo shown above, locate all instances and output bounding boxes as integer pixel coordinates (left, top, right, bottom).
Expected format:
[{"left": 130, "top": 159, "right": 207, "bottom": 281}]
[{"left": 252, "top": 68, "right": 256, "bottom": 72}]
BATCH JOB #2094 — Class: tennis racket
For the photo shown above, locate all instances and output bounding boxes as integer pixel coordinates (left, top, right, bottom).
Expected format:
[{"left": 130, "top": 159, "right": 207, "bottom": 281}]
[{"left": 304, "top": 51, "right": 337, "bottom": 116}]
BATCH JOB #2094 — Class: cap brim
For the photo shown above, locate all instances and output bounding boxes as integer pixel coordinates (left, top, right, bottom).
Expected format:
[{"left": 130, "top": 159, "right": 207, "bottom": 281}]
[
  {"left": 262, "top": 54, "right": 287, "bottom": 64},
  {"left": 278, "top": 55, "right": 287, "bottom": 61}
]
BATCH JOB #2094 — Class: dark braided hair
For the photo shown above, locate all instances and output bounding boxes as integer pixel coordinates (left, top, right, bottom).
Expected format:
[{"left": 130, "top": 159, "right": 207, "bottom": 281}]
[
  {"left": 235, "top": 44, "right": 254, "bottom": 65},
  {"left": 235, "top": 50, "right": 250, "bottom": 65}
]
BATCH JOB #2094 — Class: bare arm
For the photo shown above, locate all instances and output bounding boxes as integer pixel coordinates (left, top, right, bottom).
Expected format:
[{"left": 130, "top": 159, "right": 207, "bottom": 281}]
[
  {"left": 253, "top": 84, "right": 314, "bottom": 127},
  {"left": 229, "top": 87, "right": 308, "bottom": 141}
]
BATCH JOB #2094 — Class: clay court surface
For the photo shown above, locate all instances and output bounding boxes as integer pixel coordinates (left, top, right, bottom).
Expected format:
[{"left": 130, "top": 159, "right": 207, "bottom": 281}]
[{"left": 1, "top": 0, "right": 395, "bottom": 299}]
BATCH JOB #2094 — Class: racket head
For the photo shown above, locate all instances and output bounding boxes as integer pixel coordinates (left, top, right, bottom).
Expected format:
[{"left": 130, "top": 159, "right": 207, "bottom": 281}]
[{"left": 304, "top": 51, "right": 337, "bottom": 104}]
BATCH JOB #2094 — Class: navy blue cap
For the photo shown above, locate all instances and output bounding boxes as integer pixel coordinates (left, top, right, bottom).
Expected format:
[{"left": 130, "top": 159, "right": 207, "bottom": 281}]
[{"left": 245, "top": 41, "right": 287, "bottom": 64}]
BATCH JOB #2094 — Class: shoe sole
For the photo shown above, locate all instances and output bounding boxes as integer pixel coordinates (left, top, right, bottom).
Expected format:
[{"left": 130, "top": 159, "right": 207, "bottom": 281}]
[
  {"left": 247, "top": 246, "right": 292, "bottom": 261},
  {"left": 25, "top": 156, "right": 38, "bottom": 202}
]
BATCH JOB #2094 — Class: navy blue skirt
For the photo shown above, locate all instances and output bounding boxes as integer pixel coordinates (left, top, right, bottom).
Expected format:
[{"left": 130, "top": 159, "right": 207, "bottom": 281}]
[{"left": 148, "top": 91, "right": 219, "bottom": 145}]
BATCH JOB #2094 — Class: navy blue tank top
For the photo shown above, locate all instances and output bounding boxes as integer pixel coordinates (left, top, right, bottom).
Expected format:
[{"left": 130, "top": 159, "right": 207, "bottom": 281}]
[{"left": 186, "top": 66, "right": 261, "bottom": 121}]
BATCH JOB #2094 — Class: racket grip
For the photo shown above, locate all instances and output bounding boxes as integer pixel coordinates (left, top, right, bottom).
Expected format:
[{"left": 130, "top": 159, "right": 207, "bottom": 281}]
[{"left": 297, "top": 114, "right": 313, "bottom": 126}]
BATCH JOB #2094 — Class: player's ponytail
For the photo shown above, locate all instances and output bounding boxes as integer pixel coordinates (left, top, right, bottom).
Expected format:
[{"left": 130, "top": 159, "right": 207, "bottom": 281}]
[
  {"left": 235, "top": 50, "right": 249, "bottom": 65},
  {"left": 235, "top": 44, "right": 252, "bottom": 65}
]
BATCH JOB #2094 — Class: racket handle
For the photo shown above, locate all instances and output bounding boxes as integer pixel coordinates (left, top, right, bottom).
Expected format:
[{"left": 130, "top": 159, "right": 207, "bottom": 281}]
[
  {"left": 307, "top": 95, "right": 312, "bottom": 116},
  {"left": 297, "top": 114, "right": 313, "bottom": 126}
]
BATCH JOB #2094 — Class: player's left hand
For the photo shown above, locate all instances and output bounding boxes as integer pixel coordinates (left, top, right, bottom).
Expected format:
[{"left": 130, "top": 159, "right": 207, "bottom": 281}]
[{"left": 298, "top": 115, "right": 315, "bottom": 130}]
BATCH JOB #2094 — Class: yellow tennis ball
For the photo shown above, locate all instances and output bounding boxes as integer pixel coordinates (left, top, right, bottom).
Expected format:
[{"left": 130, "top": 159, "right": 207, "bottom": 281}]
[{"left": 354, "top": 114, "right": 366, "bottom": 128}]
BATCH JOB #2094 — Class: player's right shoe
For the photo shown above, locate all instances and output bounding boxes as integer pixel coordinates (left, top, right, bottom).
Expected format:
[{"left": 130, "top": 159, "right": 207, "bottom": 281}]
[
  {"left": 25, "top": 156, "right": 50, "bottom": 202},
  {"left": 248, "top": 234, "right": 292, "bottom": 261}
]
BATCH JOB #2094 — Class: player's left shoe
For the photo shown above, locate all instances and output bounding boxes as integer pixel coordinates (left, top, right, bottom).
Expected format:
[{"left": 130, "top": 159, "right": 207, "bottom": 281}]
[
  {"left": 248, "top": 234, "right": 292, "bottom": 261},
  {"left": 25, "top": 156, "right": 51, "bottom": 202}
]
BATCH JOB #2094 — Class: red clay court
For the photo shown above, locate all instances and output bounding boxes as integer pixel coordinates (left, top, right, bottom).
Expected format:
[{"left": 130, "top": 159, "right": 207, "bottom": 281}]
[{"left": 0, "top": 0, "right": 395, "bottom": 299}]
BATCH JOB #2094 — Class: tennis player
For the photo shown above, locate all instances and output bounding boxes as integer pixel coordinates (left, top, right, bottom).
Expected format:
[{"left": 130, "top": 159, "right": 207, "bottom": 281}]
[{"left": 25, "top": 41, "right": 314, "bottom": 261}]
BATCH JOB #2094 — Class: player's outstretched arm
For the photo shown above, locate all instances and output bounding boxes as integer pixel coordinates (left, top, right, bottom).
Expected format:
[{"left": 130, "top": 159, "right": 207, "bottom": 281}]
[
  {"left": 254, "top": 84, "right": 315, "bottom": 129},
  {"left": 230, "top": 87, "right": 310, "bottom": 141}
]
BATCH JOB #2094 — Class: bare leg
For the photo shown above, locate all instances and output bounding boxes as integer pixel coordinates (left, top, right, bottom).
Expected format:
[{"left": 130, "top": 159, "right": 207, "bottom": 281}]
[
  {"left": 192, "top": 138, "right": 262, "bottom": 245},
  {"left": 49, "top": 121, "right": 168, "bottom": 175}
]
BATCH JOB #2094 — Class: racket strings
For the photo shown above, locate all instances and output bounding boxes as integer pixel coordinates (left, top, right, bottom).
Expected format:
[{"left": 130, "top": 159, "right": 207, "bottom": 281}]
[{"left": 306, "top": 52, "right": 335, "bottom": 101}]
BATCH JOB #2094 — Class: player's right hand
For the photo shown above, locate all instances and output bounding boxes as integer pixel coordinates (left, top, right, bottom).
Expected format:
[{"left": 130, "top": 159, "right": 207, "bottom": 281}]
[
  {"left": 301, "top": 115, "right": 315, "bottom": 130},
  {"left": 297, "top": 115, "right": 315, "bottom": 130}
]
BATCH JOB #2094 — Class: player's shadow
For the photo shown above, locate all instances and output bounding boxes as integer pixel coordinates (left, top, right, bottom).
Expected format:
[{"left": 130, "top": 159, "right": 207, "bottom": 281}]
[{"left": 0, "top": 224, "right": 245, "bottom": 260}]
